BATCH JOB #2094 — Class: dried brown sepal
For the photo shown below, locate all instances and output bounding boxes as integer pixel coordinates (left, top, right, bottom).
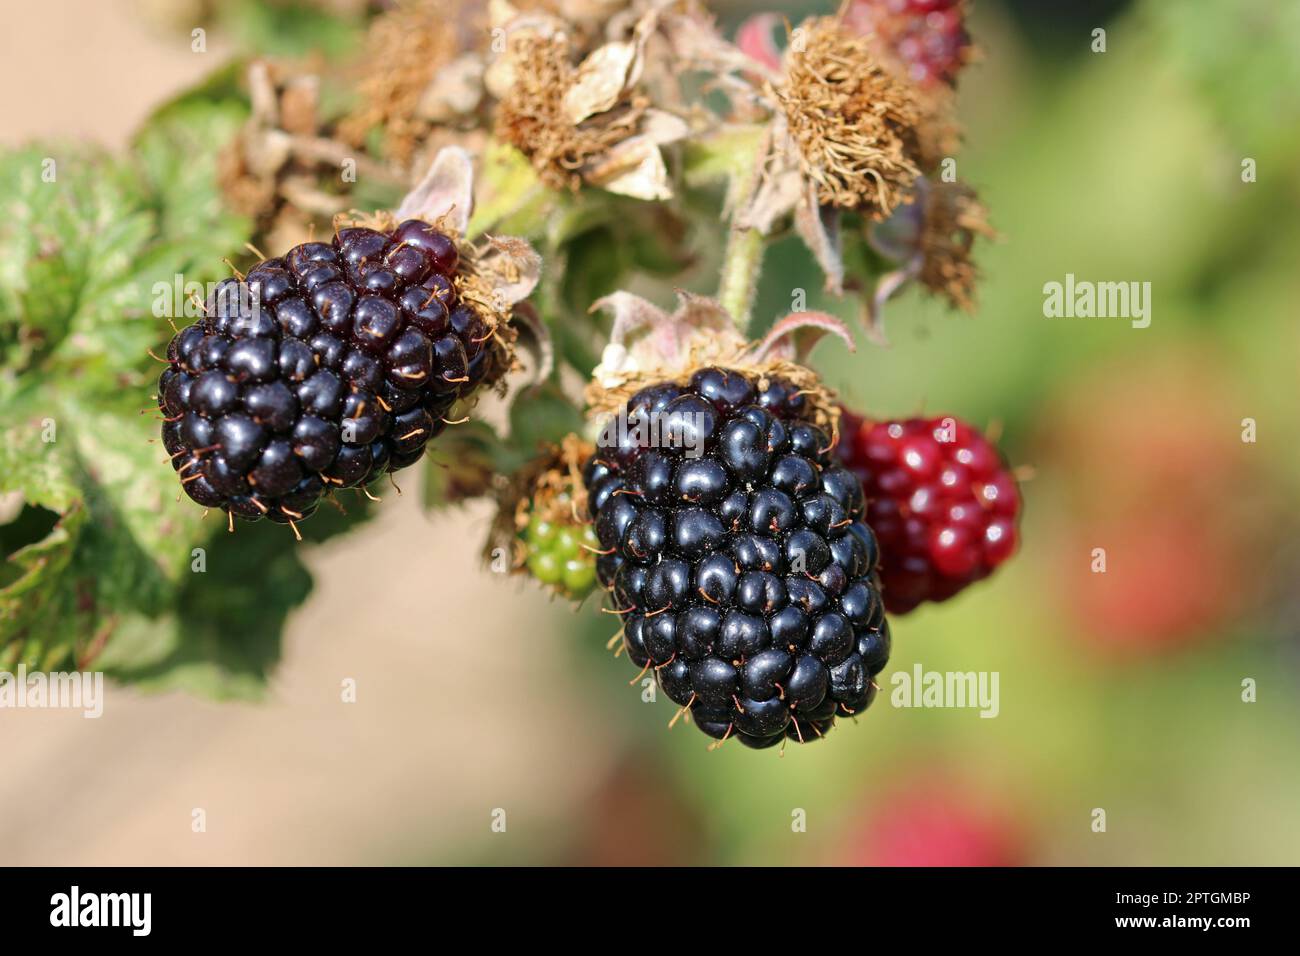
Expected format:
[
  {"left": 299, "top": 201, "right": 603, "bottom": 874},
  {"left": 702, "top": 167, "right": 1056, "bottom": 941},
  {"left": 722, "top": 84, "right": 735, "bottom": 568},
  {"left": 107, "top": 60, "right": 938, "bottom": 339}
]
[
  {"left": 484, "top": 434, "right": 595, "bottom": 572},
  {"left": 774, "top": 16, "right": 922, "bottom": 218},
  {"left": 456, "top": 269, "right": 519, "bottom": 395},
  {"left": 583, "top": 291, "right": 848, "bottom": 438},
  {"left": 918, "top": 180, "right": 996, "bottom": 312}
]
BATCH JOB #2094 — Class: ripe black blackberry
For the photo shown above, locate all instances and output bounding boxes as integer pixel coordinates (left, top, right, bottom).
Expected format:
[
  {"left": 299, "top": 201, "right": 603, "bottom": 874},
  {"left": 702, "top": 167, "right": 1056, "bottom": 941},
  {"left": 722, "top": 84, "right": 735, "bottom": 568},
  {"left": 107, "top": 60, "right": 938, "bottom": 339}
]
[
  {"left": 158, "top": 219, "right": 497, "bottom": 529},
  {"left": 584, "top": 367, "right": 890, "bottom": 749}
]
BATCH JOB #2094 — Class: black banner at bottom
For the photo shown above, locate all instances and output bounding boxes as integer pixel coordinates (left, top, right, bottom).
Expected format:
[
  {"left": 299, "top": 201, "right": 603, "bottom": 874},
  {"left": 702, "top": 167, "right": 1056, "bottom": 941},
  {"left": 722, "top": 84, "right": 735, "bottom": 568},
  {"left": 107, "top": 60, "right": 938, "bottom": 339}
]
[{"left": 0, "top": 866, "right": 1280, "bottom": 940}]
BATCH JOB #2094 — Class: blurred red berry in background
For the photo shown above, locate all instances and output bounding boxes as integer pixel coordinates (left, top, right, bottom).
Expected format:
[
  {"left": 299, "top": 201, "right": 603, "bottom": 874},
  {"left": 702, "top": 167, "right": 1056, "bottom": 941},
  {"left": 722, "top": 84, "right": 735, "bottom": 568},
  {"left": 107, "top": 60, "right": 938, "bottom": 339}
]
[
  {"left": 1035, "top": 352, "right": 1273, "bottom": 656},
  {"left": 844, "top": 0, "right": 972, "bottom": 87},
  {"left": 842, "top": 771, "right": 1030, "bottom": 866}
]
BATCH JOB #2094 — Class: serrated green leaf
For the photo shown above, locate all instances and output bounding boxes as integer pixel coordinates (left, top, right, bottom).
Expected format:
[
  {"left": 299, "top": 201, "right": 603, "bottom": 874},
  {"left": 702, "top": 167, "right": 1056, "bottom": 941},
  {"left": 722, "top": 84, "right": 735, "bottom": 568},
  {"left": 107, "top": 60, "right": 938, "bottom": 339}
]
[
  {"left": 0, "top": 146, "right": 146, "bottom": 372},
  {"left": 0, "top": 89, "right": 267, "bottom": 688},
  {"left": 103, "top": 526, "right": 311, "bottom": 700},
  {"left": 132, "top": 99, "right": 250, "bottom": 255}
]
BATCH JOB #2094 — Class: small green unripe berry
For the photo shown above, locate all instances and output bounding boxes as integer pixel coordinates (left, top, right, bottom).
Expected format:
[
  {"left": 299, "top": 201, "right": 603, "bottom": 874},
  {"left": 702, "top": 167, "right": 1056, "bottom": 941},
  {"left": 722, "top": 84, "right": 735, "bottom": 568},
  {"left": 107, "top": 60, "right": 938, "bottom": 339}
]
[
  {"left": 527, "top": 517, "right": 557, "bottom": 546},
  {"left": 562, "top": 557, "right": 596, "bottom": 595},
  {"left": 527, "top": 549, "right": 564, "bottom": 584}
]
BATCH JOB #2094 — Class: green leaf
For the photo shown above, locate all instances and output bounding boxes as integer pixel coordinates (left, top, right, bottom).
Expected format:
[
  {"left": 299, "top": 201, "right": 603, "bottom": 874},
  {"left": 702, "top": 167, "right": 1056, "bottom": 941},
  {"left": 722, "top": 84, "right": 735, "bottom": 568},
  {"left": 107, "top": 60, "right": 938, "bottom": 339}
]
[
  {"left": 468, "top": 142, "right": 549, "bottom": 237},
  {"left": 104, "top": 528, "right": 310, "bottom": 700},
  {"left": 0, "top": 147, "right": 146, "bottom": 373},
  {"left": 420, "top": 420, "right": 503, "bottom": 512},
  {"left": 217, "top": 0, "right": 366, "bottom": 59},
  {"left": 132, "top": 99, "right": 250, "bottom": 263},
  {"left": 507, "top": 384, "right": 585, "bottom": 458},
  {"left": 0, "top": 83, "right": 296, "bottom": 692}
]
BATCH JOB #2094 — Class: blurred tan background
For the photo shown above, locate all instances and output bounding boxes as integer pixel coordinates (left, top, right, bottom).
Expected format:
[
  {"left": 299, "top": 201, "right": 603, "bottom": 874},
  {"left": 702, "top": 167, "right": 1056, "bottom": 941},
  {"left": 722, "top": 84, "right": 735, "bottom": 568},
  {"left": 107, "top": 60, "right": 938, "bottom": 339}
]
[{"left": 0, "top": 4, "right": 609, "bottom": 866}]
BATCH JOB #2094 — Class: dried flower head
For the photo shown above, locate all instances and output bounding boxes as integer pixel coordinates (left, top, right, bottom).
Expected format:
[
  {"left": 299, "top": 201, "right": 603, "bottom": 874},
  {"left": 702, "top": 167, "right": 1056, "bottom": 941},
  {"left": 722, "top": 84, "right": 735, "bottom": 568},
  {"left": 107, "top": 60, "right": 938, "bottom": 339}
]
[
  {"left": 774, "top": 16, "right": 923, "bottom": 217},
  {"left": 489, "top": 4, "right": 689, "bottom": 200},
  {"left": 862, "top": 176, "right": 995, "bottom": 336},
  {"left": 339, "top": 0, "right": 489, "bottom": 164},
  {"left": 495, "top": 31, "right": 649, "bottom": 191},
  {"left": 219, "top": 60, "right": 402, "bottom": 248},
  {"left": 917, "top": 180, "right": 995, "bottom": 311}
]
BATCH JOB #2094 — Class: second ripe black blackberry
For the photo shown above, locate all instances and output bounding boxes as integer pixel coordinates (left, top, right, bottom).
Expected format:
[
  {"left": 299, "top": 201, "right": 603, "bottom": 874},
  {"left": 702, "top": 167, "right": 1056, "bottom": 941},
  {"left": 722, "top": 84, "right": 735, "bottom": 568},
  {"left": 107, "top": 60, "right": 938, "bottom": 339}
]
[
  {"left": 159, "top": 219, "right": 496, "bottom": 526},
  {"left": 584, "top": 367, "right": 891, "bottom": 749}
]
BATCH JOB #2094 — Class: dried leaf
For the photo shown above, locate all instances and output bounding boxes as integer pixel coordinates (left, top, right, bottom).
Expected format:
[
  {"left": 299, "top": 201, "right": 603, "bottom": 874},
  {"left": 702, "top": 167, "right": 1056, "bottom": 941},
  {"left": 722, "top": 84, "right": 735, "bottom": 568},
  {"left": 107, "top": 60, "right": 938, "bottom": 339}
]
[
  {"left": 747, "top": 310, "right": 856, "bottom": 364},
  {"left": 585, "top": 136, "right": 673, "bottom": 200},
  {"left": 794, "top": 180, "right": 845, "bottom": 294},
  {"left": 563, "top": 41, "right": 638, "bottom": 124},
  {"left": 638, "top": 108, "right": 690, "bottom": 146},
  {"left": 591, "top": 290, "right": 672, "bottom": 351},
  {"left": 396, "top": 146, "right": 475, "bottom": 235},
  {"left": 660, "top": 3, "right": 779, "bottom": 84},
  {"left": 476, "top": 234, "right": 543, "bottom": 305},
  {"left": 418, "top": 53, "right": 486, "bottom": 122}
]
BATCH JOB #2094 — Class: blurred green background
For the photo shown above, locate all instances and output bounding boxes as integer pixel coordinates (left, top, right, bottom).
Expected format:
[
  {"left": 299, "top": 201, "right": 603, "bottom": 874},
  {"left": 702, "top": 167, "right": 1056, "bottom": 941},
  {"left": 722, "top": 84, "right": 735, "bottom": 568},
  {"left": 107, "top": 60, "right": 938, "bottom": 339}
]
[
  {"left": 547, "top": 0, "right": 1300, "bottom": 866},
  {"left": 2, "top": 0, "right": 1298, "bottom": 866}
]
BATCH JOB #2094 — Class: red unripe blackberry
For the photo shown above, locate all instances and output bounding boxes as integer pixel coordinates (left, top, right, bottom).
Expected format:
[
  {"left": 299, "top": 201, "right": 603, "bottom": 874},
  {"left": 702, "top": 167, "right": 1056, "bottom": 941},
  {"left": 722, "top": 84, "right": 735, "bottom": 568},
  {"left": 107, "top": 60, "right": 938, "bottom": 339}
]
[
  {"left": 846, "top": 0, "right": 971, "bottom": 87},
  {"left": 839, "top": 411, "right": 1021, "bottom": 614},
  {"left": 585, "top": 369, "right": 890, "bottom": 749},
  {"left": 158, "top": 220, "right": 495, "bottom": 526}
]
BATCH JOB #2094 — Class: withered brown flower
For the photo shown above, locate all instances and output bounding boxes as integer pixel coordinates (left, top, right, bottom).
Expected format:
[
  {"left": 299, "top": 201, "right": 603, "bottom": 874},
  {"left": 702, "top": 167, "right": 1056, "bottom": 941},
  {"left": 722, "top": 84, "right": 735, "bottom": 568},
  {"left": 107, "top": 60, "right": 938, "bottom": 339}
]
[
  {"left": 489, "top": 6, "right": 689, "bottom": 200},
  {"left": 774, "top": 16, "right": 922, "bottom": 218}
]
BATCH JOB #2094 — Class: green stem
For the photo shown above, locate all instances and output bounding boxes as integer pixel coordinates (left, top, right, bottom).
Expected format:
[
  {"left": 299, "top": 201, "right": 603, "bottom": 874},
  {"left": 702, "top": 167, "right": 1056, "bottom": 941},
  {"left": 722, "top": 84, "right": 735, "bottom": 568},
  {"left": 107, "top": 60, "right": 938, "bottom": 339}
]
[
  {"left": 718, "top": 225, "right": 765, "bottom": 334},
  {"left": 715, "top": 130, "right": 769, "bottom": 334}
]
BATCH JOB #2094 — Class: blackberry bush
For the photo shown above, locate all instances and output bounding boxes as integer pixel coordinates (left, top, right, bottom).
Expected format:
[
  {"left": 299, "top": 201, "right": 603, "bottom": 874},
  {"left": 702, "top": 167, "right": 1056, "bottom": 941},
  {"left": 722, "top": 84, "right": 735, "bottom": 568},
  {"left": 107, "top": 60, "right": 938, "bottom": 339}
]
[
  {"left": 839, "top": 412, "right": 1021, "bottom": 613},
  {"left": 585, "top": 367, "right": 890, "bottom": 749},
  {"left": 4, "top": 1, "right": 1014, "bottom": 711},
  {"left": 159, "top": 218, "right": 497, "bottom": 530}
]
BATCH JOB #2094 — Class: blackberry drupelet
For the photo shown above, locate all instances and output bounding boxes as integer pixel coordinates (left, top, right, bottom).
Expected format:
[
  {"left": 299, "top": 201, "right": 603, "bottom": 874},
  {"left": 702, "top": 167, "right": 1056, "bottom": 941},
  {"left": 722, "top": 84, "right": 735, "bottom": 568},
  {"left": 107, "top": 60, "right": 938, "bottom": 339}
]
[
  {"left": 159, "top": 220, "right": 496, "bottom": 527},
  {"left": 584, "top": 368, "right": 890, "bottom": 749},
  {"left": 839, "top": 412, "right": 1021, "bottom": 614}
]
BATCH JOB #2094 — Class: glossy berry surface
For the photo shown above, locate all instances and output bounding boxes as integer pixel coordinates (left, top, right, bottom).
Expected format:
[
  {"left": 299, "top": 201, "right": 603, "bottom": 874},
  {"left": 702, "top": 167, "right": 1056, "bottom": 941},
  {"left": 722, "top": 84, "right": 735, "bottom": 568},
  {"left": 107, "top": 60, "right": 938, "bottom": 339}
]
[
  {"left": 584, "top": 368, "right": 890, "bottom": 749},
  {"left": 839, "top": 411, "right": 1021, "bottom": 614},
  {"left": 159, "top": 220, "right": 492, "bottom": 524}
]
